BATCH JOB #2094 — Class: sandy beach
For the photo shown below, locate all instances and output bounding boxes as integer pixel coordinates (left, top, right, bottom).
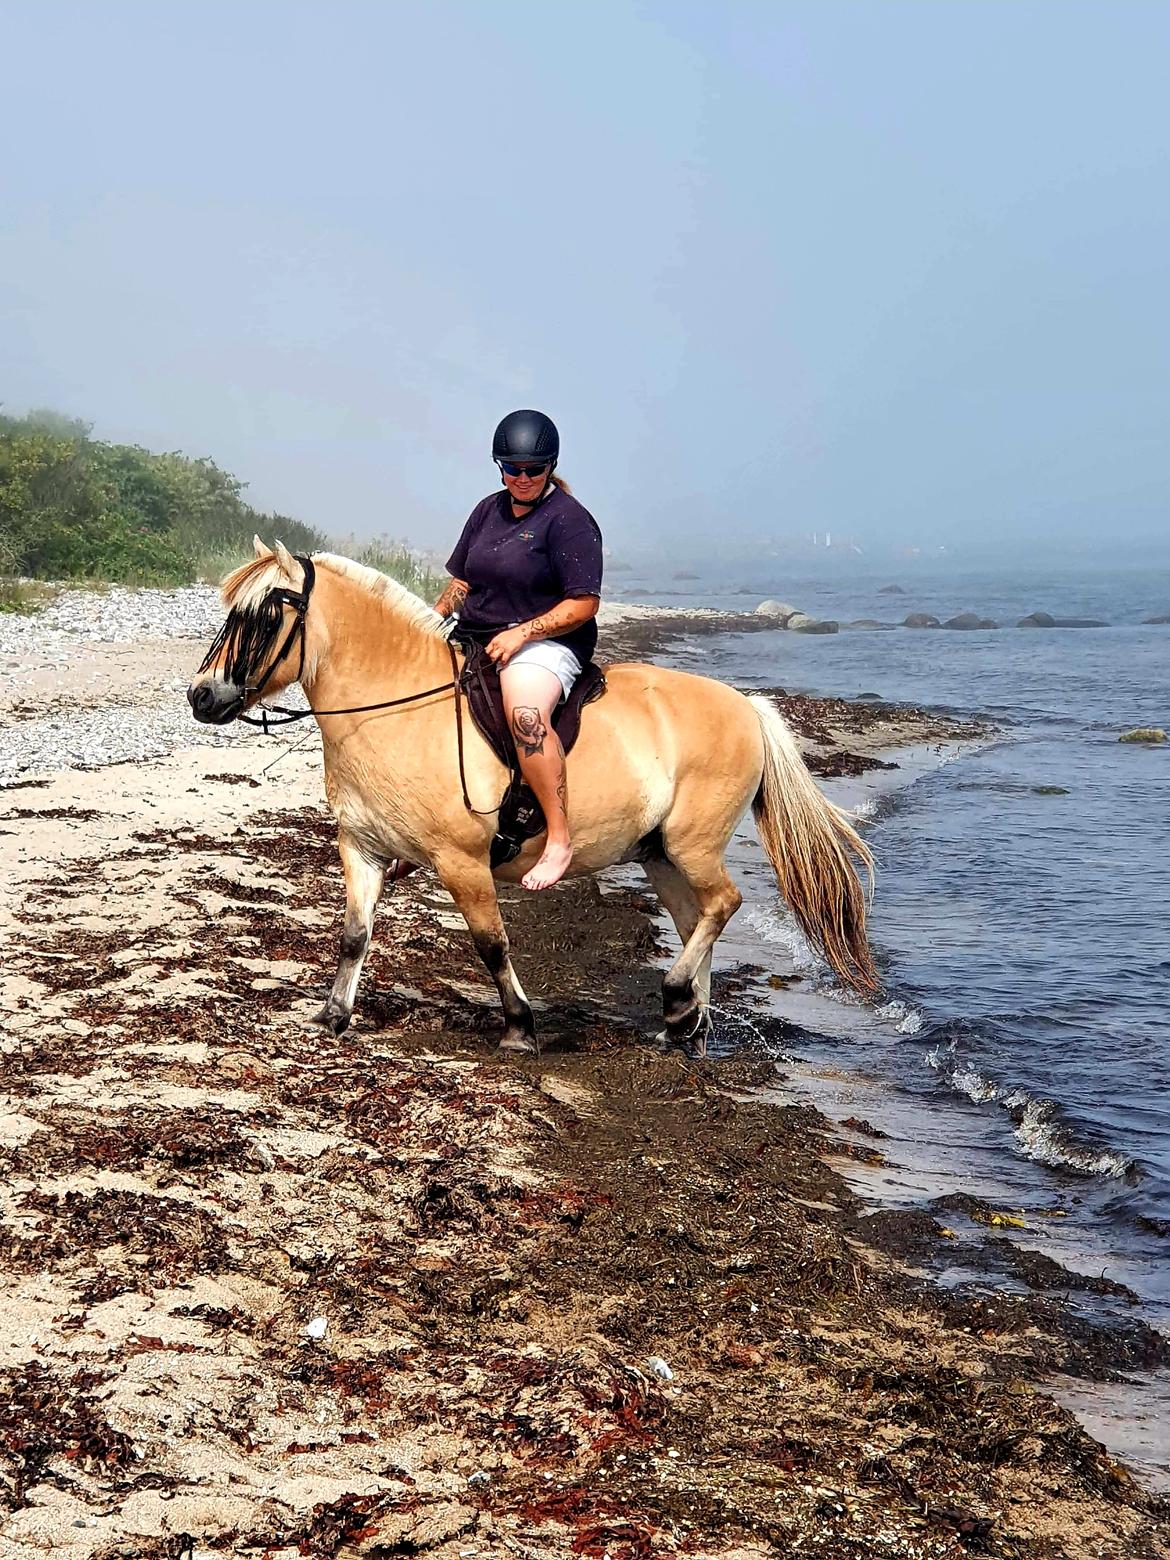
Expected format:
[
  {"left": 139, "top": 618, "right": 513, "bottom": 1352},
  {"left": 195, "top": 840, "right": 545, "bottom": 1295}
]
[{"left": 2, "top": 598, "right": 1167, "bottom": 1559}]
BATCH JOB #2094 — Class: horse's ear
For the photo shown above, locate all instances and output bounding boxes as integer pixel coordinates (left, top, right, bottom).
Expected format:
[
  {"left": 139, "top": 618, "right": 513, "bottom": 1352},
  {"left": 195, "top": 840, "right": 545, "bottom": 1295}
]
[
  {"left": 273, "top": 539, "right": 298, "bottom": 580},
  {"left": 252, "top": 534, "right": 269, "bottom": 560}
]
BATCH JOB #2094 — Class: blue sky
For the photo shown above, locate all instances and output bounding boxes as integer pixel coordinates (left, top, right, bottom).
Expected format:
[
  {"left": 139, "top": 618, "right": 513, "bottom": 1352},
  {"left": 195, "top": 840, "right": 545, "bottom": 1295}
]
[{"left": 2, "top": 0, "right": 1168, "bottom": 556}]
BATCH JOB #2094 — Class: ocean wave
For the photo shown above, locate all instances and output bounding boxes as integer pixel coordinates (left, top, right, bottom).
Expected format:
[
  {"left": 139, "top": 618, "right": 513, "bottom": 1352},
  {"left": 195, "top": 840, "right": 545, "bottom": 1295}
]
[
  {"left": 1004, "top": 1091, "right": 1135, "bottom": 1179},
  {"left": 924, "top": 1043, "right": 1134, "bottom": 1177}
]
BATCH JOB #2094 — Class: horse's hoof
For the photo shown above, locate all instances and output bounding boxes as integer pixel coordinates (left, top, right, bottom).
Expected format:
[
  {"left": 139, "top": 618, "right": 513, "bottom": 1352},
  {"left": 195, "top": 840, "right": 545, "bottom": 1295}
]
[
  {"left": 662, "top": 1005, "right": 708, "bottom": 1059},
  {"left": 497, "top": 1028, "right": 539, "bottom": 1056},
  {"left": 312, "top": 1003, "right": 351, "bottom": 1037}
]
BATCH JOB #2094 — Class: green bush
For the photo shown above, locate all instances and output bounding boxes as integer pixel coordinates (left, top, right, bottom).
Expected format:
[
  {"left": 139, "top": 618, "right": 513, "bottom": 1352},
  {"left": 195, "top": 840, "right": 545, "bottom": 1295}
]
[
  {"left": 0, "top": 409, "right": 330, "bottom": 587},
  {"left": 0, "top": 409, "right": 446, "bottom": 602}
]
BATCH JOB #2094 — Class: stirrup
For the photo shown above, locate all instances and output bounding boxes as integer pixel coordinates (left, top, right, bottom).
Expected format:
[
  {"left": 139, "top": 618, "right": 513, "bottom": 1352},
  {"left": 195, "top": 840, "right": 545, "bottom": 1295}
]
[{"left": 490, "top": 833, "right": 524, "bottom": 870}]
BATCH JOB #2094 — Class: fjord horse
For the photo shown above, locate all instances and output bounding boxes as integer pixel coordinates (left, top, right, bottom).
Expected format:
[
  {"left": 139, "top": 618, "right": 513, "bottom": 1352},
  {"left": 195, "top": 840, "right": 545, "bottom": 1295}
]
[{"left": 188, "top": 540, "right": 877, "bottom": 1052}]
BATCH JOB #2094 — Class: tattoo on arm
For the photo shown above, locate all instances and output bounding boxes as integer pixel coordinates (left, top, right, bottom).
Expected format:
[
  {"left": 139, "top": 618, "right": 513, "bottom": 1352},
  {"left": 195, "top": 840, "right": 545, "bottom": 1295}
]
[
  {"left": 435, "top": 580, "right": 469, "bottom": 617},
  {"left": 522, "top": 596, "right": 599, "bottom": 642},
  {"left": 511, "top": 706, "right": 548, "bottom": 757}
]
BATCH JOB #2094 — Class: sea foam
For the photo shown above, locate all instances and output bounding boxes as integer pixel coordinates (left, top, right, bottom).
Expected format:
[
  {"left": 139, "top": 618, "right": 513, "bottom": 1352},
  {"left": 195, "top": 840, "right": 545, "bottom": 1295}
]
[{"left": 876, "top": 998, "right": 923, "bottom": 1035}]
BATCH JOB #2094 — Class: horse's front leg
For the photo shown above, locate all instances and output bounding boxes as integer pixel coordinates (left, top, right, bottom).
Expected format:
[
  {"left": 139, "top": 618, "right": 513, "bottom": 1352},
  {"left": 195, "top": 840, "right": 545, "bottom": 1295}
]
[
  {"left": 434, "top": 850, "right": 537, "bottom": 1054},
  {"left": 314, "top": 832, "right": 386, "bottom": 1036}
]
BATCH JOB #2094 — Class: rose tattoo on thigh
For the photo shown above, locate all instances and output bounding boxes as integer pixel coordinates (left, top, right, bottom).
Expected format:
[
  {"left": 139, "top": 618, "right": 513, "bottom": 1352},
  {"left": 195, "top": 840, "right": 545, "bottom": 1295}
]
[{"left": 511, "top": 706, "right": 548, "bottom": 757}]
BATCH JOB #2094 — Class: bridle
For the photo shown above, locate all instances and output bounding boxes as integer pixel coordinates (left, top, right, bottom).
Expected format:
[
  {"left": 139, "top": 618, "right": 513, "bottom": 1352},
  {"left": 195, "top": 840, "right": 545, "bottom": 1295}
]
[
  {"left": 198, "top": 554, "right": 481, "bottom": 811},
  {"left": 196, "top": 554, "right": 319, "bottom": 710}
]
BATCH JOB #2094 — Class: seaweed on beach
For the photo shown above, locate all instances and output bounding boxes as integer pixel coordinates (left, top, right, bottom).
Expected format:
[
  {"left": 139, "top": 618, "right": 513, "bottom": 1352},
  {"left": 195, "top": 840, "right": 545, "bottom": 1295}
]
[
  {"left": 5, "top": 724, "right": 1170, "bottom": 1557},
  {"left": 1, "top": 805, "right": 104, "bottom": 821},
  {"left": 11, "top": 1106, "right": 260, "bottom": 1178},
  {"left": 0, "top": 1362, "right": 136, "bottom": 1511},
  {"left": 1, "top": 1187, "right": 230, "bottom": 1277}
]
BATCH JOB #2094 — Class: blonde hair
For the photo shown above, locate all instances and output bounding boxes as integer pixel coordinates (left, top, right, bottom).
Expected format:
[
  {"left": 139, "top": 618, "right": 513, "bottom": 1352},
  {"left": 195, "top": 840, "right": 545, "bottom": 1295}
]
[{"left": 550, "top": 472, "right": 573, "bottom": 495}]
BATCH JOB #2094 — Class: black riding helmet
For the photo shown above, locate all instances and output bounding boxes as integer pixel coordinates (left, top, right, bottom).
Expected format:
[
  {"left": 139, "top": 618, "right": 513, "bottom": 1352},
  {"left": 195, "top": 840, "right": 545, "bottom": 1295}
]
[{"left": 492, "top": 409, "right": 559, "bottom": 469}]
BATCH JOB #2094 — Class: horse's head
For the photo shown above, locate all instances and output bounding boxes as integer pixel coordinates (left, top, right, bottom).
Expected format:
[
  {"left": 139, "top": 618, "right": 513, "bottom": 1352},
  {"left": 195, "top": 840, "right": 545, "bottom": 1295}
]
[{"left": 188, "top": 537, "right": 315, "bottom": 724}]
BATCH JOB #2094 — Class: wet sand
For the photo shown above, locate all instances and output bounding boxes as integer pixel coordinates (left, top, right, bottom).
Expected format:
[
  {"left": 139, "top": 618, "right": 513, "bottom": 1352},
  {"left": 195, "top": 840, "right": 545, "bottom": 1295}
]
[{"left": 2, "top": 610, "right": 1167, "bottom": 1558}]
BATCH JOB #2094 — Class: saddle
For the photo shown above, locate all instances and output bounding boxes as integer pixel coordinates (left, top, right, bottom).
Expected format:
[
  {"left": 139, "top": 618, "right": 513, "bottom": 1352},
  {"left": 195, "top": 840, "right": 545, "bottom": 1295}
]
[{"left": 454, "top": 634, "right": 607, "bottom": 869}]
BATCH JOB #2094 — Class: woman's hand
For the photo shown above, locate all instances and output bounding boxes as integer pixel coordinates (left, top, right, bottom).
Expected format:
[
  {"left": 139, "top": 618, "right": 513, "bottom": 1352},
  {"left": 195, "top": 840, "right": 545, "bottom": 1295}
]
[{"left": 485, "top": 626, "right": 531, "bottom": 666}]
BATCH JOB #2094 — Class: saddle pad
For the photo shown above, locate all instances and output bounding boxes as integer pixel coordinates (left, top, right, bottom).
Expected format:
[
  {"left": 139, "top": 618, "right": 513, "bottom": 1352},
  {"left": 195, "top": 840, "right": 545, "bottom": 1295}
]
[{"left": 455, "top": 636, "right": 607, "bottom": 865}]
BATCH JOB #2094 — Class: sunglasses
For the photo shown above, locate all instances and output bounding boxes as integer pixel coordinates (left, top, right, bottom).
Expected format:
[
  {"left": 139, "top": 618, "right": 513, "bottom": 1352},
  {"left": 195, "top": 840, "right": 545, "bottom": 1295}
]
[{"left": 497, "top": 459, "right": 550, "bottom": 478}]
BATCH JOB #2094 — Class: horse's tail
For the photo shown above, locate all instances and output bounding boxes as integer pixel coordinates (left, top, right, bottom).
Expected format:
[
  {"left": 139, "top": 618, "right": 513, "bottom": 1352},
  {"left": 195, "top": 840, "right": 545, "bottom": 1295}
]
[{"left": 749, "top": 694, "right": 879, "bottom": 997}]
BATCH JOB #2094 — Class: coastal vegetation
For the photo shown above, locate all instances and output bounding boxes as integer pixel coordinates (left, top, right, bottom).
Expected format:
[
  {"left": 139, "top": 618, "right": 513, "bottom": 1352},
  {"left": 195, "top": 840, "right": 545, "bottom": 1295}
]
[{"left": 0, "top": 408, "right": 443, "bottom": 602}]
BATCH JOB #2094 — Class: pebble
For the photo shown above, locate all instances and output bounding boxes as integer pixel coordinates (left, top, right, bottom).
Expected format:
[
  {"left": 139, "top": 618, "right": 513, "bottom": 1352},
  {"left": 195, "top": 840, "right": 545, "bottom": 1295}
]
[
  {"left": 0, "top": 702, "right": 247, "bottom": 780},
  {"left": 0, "top": 582, "right": 223, "bottom": 648},
  {"left": 0, "top": 584, "right": 308, "bottom": 781}
]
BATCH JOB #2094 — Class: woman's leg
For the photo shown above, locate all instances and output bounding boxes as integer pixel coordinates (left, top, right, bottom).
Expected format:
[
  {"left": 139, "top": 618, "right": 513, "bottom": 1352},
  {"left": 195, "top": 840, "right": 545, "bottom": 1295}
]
[{"left": 499, "top": 661, "right": 573, "bottom": 891}]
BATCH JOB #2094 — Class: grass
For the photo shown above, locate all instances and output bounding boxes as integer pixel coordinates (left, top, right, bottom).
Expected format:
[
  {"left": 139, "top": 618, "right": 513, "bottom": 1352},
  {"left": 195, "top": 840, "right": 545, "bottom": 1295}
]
[
  {"left": 4, "top": 538, "right": 446, "bottom": 608},
  {"left": 0, "top": 579, "right": 56, "bottom": 615},
  {"left": 194, "top": 535, "right": 446, "bottom": 605},
  {"left": 348, "top": 537, "right": 446, "bottom": 603}
]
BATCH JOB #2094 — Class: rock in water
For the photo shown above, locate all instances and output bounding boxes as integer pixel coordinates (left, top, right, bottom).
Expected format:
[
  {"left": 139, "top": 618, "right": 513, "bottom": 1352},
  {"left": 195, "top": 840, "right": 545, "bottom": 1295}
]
[
  {"left": 843, "top": 619, "right": 897, "bottom": 631},
  {"left": 787, "top": 612, "right": 839, "bottom": 634},
  {"left": 755, "top": 600, "right": 798, "bottom": 621},
  {"left": 903, "top": 613, "right": 940, "bottom": 629},
  {"left": 1018, "top": 611, "right": 1108, "bottom": 628},
  {"left": 1143, "top": 615, "right": 1170, "bottom": 624},
  {"left": 943, "top": 612, "right": 998, "bottom": 630},
  {"left": 878, "top": 583, "right": 907, "bottom": 594},
  {"left": 1119, "top": 728, "right": 1167, "bottom": 744}
]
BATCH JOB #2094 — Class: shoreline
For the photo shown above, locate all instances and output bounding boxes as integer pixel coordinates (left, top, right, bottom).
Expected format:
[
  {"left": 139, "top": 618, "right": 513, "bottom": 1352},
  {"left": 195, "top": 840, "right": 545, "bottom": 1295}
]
[{"left": 2, "top": 595, "right": 1168, "bottom": 1555}]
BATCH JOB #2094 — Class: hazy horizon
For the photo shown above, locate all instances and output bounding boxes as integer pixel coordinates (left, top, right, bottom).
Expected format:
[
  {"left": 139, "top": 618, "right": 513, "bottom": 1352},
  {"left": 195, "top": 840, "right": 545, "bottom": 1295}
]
[{"left": 3, "top": 0, "right": 1168, "bottom": 561}]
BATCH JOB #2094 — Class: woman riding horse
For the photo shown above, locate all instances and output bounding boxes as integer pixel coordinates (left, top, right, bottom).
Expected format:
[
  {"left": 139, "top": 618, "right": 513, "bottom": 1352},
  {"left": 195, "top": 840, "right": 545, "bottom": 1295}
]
[{"left": 434, "top": 410, "right": 601, "bottom": 891}]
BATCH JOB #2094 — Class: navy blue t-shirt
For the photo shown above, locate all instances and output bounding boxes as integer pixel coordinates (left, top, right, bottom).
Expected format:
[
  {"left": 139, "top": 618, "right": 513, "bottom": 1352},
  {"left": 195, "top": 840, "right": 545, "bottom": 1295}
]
[{"left": 446, "top": 485, "right": 604, "bottom": 664}]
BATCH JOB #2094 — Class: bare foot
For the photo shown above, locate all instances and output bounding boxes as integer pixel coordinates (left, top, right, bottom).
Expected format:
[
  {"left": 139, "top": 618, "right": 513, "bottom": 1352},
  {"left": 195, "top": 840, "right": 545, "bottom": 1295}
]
[{"left": 521, "top": 838, "right": 573, "bottom": 891}]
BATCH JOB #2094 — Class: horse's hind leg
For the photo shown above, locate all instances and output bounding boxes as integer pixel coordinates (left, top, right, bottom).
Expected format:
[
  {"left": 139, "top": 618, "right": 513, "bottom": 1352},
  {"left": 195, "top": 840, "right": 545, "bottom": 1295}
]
[
  {"left": 315, "top": 833, "right": 385, "bottom": 1036},
  {"left": 655, "top": 847, "right": 742, "bottom": 1052},
  {"left": 643, "top": 857, "right": 708, "bottom": 1042},
  {"left": 434, "top": 851, "right": 537, "bottom": 1054}
]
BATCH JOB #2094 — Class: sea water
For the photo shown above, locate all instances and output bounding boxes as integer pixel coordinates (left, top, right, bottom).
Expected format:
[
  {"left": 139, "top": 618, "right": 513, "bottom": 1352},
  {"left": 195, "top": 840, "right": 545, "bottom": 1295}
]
[{"left": 618, "top": 561, "right": 1169, "bottom": 1331}]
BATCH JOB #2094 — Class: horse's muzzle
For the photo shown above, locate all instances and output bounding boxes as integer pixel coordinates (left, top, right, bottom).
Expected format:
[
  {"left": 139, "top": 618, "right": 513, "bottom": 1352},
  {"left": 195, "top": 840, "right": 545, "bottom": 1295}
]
[{"left": 187, "top": 680, "right": 245, "bottom": 725}]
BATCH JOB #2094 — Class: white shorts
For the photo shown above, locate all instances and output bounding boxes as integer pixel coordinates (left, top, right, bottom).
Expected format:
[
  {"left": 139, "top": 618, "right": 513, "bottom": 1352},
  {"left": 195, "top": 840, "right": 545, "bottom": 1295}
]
[{"left": 505, "top": 640, "right": 583, "bottom": 704}]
